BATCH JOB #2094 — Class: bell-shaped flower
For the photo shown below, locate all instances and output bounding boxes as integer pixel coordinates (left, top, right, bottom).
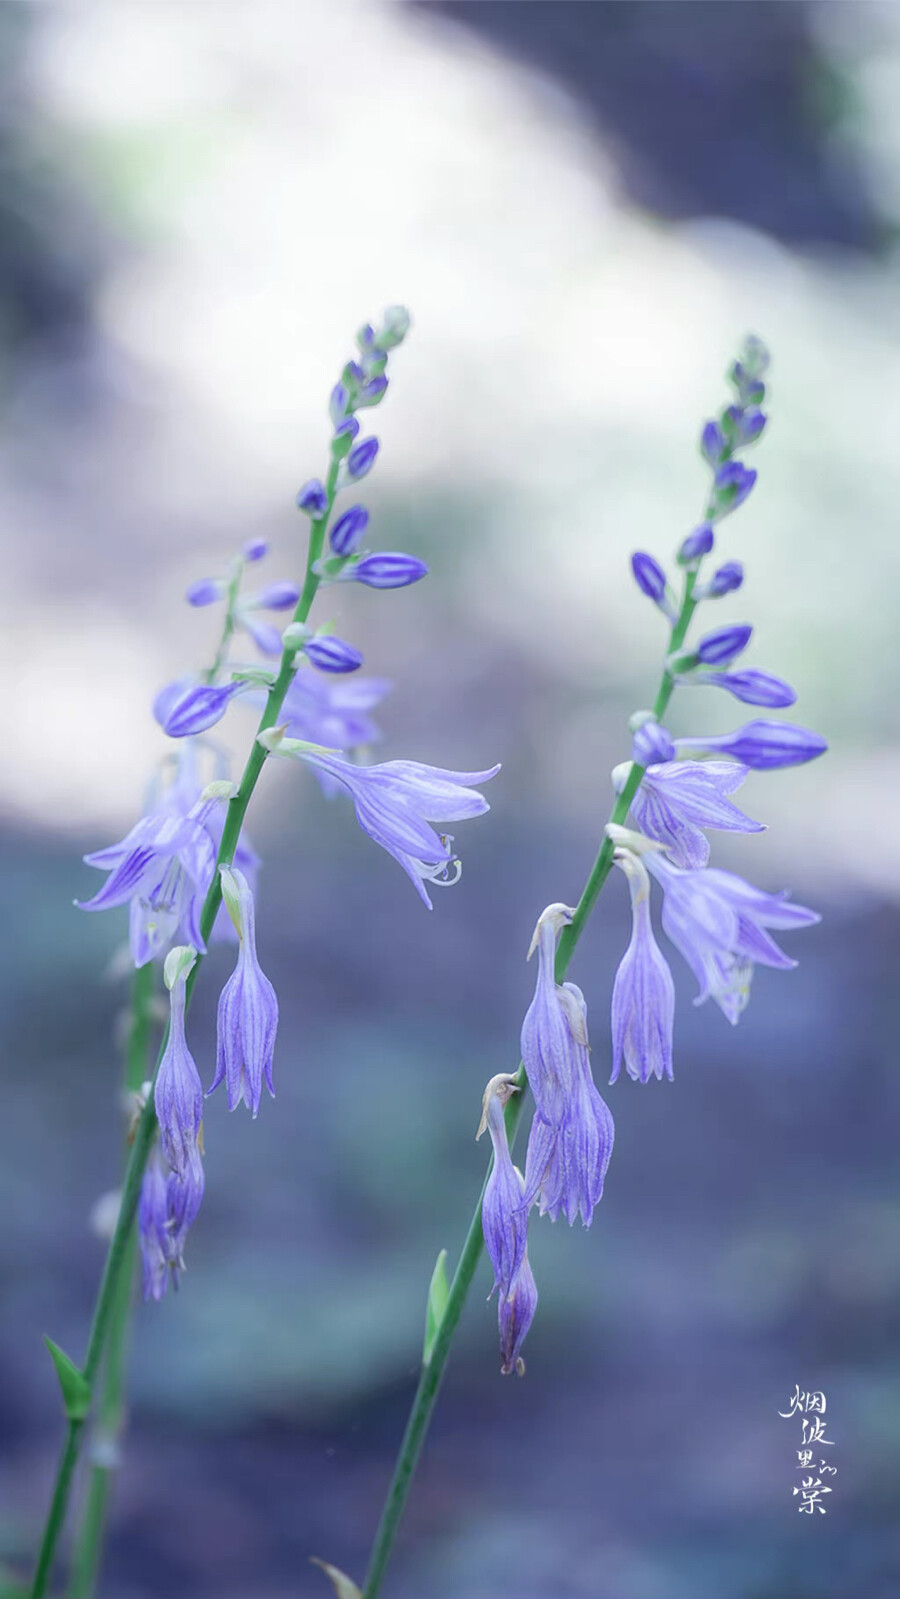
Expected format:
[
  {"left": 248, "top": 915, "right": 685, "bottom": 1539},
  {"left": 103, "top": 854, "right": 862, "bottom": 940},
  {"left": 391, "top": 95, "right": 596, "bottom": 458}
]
[
  {"left": 499, "top": 1255, "right": 538, "bottom": 1378},
  {"left": 610, "top": 849, "right": 675, "bottom": 1082},
  {"left": 520, "top": 904, "right": 580, "bottom": 1128},
  {"left": 138, "top": 1147, "right": 171, "bottom": 1302},
  {"left": 523, "top": 982, "right": 614, "bottom": 1226},
  {"left": 674, "top": 719, "right": 827, "bottom": 770},
  {"left": 259, "top": 733, "right": 499, "bottom": 908},
  {"left": 78, "top": 763, "right": 229, "bottom": 966},
  {"left": 165, "top": 1143, "right": 205, "bottom": 1278},
  {"left": 154, "top": 946, "right": 203, "bottom": 1179},
  {"left": 620, "top": 758, "right": 764, "bottom": 870},
  {"left": 477, "top": 1074, "right": 527, "bottom": 1296},
  {"left": 645, "top": 851, "right": 820, "bottom": 1024},
  {"left": 208, "top": 866, "right": 278, "bottom": 1116}
]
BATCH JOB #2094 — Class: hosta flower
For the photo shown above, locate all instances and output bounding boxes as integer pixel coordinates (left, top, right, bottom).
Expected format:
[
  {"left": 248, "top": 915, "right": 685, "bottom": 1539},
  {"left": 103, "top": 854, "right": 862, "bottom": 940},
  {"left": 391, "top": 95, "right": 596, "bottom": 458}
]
[
  {"left": 476, "top": 1073, "right": 537, "bottom": 1377},
  {"left": 138, "top": 1148, "right": 171, "bottom": 1302},
  {"left": 610, "top": 849, "right": 675, "bottom": 1083},
  {"left": 153, "top": 676, "right": 247, "bottom": 738},
  {"left": 520, "top": 908, "right": 614, "bottom": 1224},
  {"left": 279, "top": 671, "right": 390, "bottom": 752},
  {"left": 154, "top": 947, "right": 203, "bottom": 1179},
  {"left": 259, "top": 733, "right": 499, "bottom": 907},
  {"left": 645, "top": 851, "right": 820, "bottom": 1024},
  {"left": 620, "top": 758, "right": 764, "bottom": 870},
  {"left": 674, "top": 720, "right": 827, "bottom": 770},
  {"left": 208, "top": 867, "right": 278, "bottom": 1116},
  {"left": 477, "top": 1074, "right": 527, "bottom": 1296}
]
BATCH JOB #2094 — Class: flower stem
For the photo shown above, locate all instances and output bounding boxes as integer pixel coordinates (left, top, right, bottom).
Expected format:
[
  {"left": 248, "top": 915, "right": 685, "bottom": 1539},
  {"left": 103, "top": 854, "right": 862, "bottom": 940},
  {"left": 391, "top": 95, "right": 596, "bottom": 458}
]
[
  {"left": 360, "top": 571, "right": 698, "bottom": 1599},
  {"left": 28, "top": 456, "right": 340, "bottom": 1599},
  {"left": 67, "top": 961, "right": 156, "bottom": 1599}
]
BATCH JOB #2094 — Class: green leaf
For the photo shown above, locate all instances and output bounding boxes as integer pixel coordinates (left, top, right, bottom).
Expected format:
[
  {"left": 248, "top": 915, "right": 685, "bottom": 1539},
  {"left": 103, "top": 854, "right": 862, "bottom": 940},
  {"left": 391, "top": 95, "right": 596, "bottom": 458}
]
[
  {"left": 44, "top": 1337, "right": 91, "bottom": 1422},
  {"left": 310, "top": 1558, "right": 362, "bottom": 1598},
  {"left": 423, "top": 1248, "right": 449, "bottom": 1364}
]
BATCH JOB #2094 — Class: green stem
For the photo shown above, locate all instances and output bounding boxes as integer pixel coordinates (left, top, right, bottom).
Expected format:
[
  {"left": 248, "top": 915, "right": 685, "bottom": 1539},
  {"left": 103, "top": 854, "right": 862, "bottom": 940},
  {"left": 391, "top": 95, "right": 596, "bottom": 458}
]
[
  {"left": 29, "top": 455, "right": 341, "bottom": 1599},
  {"left": 67, "top": 962, "right": 156, "bottom": 1599},
  {"left": 361, "top": 570, "right": 699, "bottom": 1599}
]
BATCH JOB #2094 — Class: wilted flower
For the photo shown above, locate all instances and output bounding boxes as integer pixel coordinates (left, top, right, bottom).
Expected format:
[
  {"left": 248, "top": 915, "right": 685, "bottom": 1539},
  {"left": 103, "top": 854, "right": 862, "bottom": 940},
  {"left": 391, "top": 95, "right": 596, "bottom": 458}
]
[
  {"left": 476, "top": 1073, "right": 537, "bottom": 1377},
  {"left": 499, "top": 1256, "right": 538, "bottom": 1378},
  {"left": 138, "top": 1147, "right": 171, "bottom": 1302},
  {"left": 208, "top": 866, "right": 278, "bottom": 1116}
]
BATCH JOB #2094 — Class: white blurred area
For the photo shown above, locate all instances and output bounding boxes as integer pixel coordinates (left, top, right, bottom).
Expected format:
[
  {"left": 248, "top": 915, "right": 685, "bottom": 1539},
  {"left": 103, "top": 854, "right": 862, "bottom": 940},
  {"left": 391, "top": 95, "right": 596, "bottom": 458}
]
[{"left": 4, "top": 0, "right": 900, "bottom": 894}]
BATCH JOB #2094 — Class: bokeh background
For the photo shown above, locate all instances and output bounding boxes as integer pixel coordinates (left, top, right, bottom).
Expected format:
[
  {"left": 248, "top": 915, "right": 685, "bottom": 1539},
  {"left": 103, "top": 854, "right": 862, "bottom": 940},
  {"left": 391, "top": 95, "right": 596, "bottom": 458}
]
[{"left": 2, "top": 2, "right": 899, "bottom": 1596}]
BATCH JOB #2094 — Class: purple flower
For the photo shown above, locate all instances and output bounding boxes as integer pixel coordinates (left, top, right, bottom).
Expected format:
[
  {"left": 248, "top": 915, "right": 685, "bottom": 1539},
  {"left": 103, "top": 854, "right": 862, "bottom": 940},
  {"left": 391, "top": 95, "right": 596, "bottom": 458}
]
[
  {"left": 166, "top": 1145, "right": 205, "bottom": 1280},
  {"left": 626, "top": 759, "right": 764, "bottom": 869},
  {"left": 154, "top": 947, "right": 203, "bottom": 1178},
  {"left": 138, "top": 1148, "right": 171, "bottom": 1301},
  {"left": 259, "top": 736, "right": 499, "bottom": 908},
  {"left": 520, "top": 907, "right": 614, "bottom": 1224},
  {"left": 79, "top": 768, "right": 224, "bottom": 965},
  {"left": 330, "top": 504, "right": 369, "bottom": 556},
  {"left": 499, "top": 1255, "right": 537, "bottom": 1378},
  {"left": 343, "top": 553, "right": 428, "bottom": 589},
  {"left": 279, "top": 672, "right": 390, "bottom": 754},
  {"left": 678, "top": 523, "right": 715, "bottom": 564},
  {"left": 723, "top": 404, "right": 766, "bottom": 446},
  {"left": 296, "top": 479, "right": 329, "bottom": 516},
  {"left": 696, "top": 624, "right": 753, "bottom": 666},
  {"left": 632, "top": 721, "right": 676, "bottom": 766},
  {"left": 358, "top": 374, "right": 388, "bottom": 407},
  {"left": 712, "top": 461, "right": 756, "bottom": 517},
  {"left": 701, "top": 420, "right": 727, "bottom": 465},
  {"left": 330, "top": 382, "right": 350, "bottom": 426},
  {"left": 253, "top": 582, "right": 301, "bottom": 611},
  {"left": 154, "top": 676, "right": 246, "bottom": 738},
  {"left": 674, "top": 720, "right": 827, "bottom": 770},
  {"left": 631, "top": 552, "right": 672, "bottom": 616},
  {"left": 208, "top": 867, "right": 278, "bottom": 1116},
  {"left": 242, "top": 538, "right": 269, "bottom": 563},
  {"left": 695, "top": 668, "right": 796, "bottom": 708},
  {"left": 345, "top": 437, "right": 379, "bottom": 482},
  {"left": 185, "top": 578, "right": 225, "bottom": 607},
  {"left": 645, "top": 852, "right": 820, "bottom": 1024},
  {"left": 696, "top": 560, "right": 744, "bottom": 599},
  {"left": 303, "top": 635, "right": 363, "bottom": 674},
  {"left": 609, "top": 849, "right": 675, "bottom": 1082},
  {"left": 477, "top": 1074, "right": 527, "bottom": 1296}
]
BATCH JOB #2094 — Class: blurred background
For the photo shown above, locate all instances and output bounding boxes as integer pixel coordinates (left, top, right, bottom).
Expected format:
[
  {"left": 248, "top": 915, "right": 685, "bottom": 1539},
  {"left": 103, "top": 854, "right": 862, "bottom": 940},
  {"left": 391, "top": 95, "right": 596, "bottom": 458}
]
[{"left": 1, "top": 2, "right": 899, "bottom": 1595}]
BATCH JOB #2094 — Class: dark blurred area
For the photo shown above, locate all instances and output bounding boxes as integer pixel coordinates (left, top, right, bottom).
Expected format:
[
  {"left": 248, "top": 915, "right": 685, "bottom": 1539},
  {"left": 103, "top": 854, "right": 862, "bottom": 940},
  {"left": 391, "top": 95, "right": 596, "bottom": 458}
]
[{"left": 1, "top": 4, "right": 898, "bottom": 1599}]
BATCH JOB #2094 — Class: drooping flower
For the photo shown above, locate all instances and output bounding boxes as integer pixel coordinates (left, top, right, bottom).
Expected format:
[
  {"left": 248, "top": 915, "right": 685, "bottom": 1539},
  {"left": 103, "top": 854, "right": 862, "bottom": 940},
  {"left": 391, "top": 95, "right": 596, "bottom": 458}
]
[
  {"left": 520, "top": 908, "right": 614, "bottom": 1224},
  {"left": 258, "top": 733, "right": 499, "bottom": 907},
  {"left": 476, "top": 1072, "right": 537, "bottom": 1378},
  {"left": 499, "top": 1255, "right": 538, "bottom": 1378},
  {"left": 644, "top": 850, "right": 820, "bottom": 1024},
  {"left": 674, "top": 719, "right": 827, "bottom": 770},
  {"left": 138, "top": 1147, "right": 171, "bottom": 1302},
  {"left": 154, "top": 946, "right": 203, "bottom": 1178},
  {"left": 523, "top": 983, "right": 615, "bottom": 1226},
  {"left": 477, "top": 1073, "right": 528, "bottom": 1296},
  {"left": 208, "top": 866, "right": 278, "bottom": 1116},
  {"left": 165, "top": 1144, "right": 205, "bottom": 1278},
  {"left": 620, "top": 758, "right": 765, "bottom": 869},
  {"left": 610, "top": 849, "right": 675, "bottom": 1083}
]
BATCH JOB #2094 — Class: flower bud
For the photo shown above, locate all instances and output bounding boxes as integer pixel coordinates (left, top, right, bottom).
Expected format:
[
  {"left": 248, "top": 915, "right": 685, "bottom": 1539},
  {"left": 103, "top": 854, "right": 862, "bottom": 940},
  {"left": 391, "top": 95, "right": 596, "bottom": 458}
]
[
  {"left": 330, "top": 504, "right": 369, "bottom": 556},
  {"left": 242, "top": 538, "right": 269, "bottom": 563},
  {"left": 153, "top": 677, "right": 244, "bottom": 738},
  {"left": 329, "top": 382, "right": 350, "bottom": 426},
  {"left": 303, "top": 634, "right": 364, "bottom": 674},
  {"left": 346, "top": 552, "right": 427, "bottom": 589},
  {"left": 711, "top": 460, "right": 756, "bottom": 518},
  {"left": 696, "top": 623, "right": 752, "bottom": 665},
  {"left": 631, "top": 552, "right": 676, "bottom": 621},
  {"left": 632, "top": 721, "right": 676, "bottom": 766},
  {"left": 700, "top": 668, "right": 796, "bottom": 708},
  {"left": 700, "top": 420, "right": 726, "bottom": 465},
  {"left": 379, "top": 304, "right": 411, "bottom": 348},
  {"left": 296, "top": 479, "right": 329, "bottom": 516},
  {"left": 678, "top": 523, "right": 714, "bottom": 565},
  {"left": 185, "top": 578, "right": 224, "bottom": 607},
  {"left": 254, "top": 581, "right": 301, "bottom": 611},
  {"left": 345, "top": 437, "right": 379, "bottom": 482},
  {"left": 357, "top": 375, "right": 388, "bottom": 408},
  {"left": 723, "top": 404, "right": 766, "bottom": 446},
  {"left": 675, "top": 719, "right": 826, "bottom": 770},
  {"left": 696, "top": 560, "right": 744, "bottom": 599}
]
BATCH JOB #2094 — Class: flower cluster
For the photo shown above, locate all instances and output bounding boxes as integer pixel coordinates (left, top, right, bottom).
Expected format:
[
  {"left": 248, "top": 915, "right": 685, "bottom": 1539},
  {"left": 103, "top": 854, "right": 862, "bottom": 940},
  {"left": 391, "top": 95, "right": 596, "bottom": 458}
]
[
  {"left": 480, "top": 336, "right": 826, "bottom": 1373},
  {"left": 78, "top": 308, "right": 501, "bottom": 1297}
]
